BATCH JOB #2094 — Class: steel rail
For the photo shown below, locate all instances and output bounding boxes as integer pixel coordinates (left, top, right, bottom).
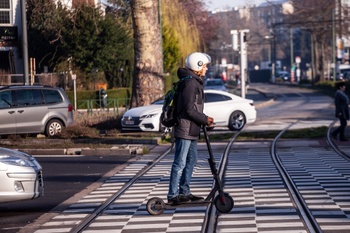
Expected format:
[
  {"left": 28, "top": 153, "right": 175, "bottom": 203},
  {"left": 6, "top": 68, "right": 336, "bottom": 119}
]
[
  {"left": 201, "top": 131, "right": 240, "bottom": 233},
  {"left": 271, "top": 121, "right": 322, "bottom": 233},
  {"left": 326, "top": 120, "right": 350, "bottom": 161},
  {"left": 69, "top": 144, "right": 174, "bottom": 233}
]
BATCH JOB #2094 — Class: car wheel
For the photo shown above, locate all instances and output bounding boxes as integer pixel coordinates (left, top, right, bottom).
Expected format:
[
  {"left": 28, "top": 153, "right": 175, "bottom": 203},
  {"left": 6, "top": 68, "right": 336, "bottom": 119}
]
[
  {"left": 228, "top": 110, "right": 246, "bottom": 131},
  {"left": 46, "top": 119, "right": 63, "bottom": 137}
]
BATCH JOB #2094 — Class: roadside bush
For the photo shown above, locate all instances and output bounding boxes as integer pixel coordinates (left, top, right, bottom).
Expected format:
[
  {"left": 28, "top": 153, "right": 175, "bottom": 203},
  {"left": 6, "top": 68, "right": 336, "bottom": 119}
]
[
  {"left": 59, "top": 111, "right": 122, "bottom": 138},
  {"left": 59, "top": 124, "right": 100, "bottom": 138},
  {"left": 299, "top": 78, "right": 311, "bottom": 85},
  {"left": 67, "top": 88, "right": 132, "bottom": 101}
]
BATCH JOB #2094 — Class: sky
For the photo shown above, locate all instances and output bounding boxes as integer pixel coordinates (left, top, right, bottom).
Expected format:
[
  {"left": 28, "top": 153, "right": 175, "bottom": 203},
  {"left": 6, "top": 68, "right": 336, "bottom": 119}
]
[{"left": 204, "top": 0, "right": 268, "bottom": 11}]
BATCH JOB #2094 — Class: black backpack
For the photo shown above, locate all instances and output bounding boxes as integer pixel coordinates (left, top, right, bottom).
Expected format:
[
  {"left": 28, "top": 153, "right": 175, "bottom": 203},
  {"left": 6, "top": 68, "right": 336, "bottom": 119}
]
[{"left": 160, "top": 76, "right": 191, "bottom": 127}]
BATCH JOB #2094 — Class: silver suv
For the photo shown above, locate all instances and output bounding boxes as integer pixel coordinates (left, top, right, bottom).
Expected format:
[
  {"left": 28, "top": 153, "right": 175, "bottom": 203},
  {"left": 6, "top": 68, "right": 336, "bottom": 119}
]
[{"left": 0, "top": 85, "right": 74, "bottom": 137}]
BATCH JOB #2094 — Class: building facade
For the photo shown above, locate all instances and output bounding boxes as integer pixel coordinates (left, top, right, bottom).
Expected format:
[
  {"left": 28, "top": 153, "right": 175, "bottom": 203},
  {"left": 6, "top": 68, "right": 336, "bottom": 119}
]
[
  {"left": 0, "top": 0, "right": 22, "bottom": 74},
  {"left": 0, "top": 0, "right": 109, "bottom": 76}
]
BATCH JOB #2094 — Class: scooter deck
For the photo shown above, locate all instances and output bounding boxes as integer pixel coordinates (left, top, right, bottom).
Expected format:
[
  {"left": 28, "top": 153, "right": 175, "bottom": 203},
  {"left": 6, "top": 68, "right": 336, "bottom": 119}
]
[
  {"left": 164, "top": 200, "right": 212, "bottom": 208},
  {"left": 146, "top": 197, "right": 212, "bottom": 215}
]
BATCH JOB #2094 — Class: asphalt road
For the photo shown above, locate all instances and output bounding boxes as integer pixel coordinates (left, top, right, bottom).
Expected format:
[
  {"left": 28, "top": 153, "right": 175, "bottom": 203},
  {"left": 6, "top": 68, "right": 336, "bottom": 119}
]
[{"left": 0, "top": 154, "right": 137, "bottom": 233}]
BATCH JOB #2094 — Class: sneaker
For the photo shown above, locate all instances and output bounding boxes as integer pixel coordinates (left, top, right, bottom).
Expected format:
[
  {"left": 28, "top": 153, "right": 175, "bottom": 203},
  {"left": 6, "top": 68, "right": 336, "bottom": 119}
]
[
  {"left": 178, "top": 194, "right": 191, "bottom": 203},
  {"left": 186, "top": 194, "right": 204, "bottom": 202},
  {"left": 168, "top": 196, "right": 180, "bottom": 205},
  {"left": 168, "top": 195, "right": 190, "bottom": 205}
]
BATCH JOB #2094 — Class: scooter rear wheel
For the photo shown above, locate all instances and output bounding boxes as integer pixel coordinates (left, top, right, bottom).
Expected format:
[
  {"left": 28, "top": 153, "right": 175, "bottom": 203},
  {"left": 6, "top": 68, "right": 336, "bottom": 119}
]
[
  {"left": 147, "top": 197, "right": 165, "bottom": 215},
  {"left": 214, "top": 192, "right": 234, "bottom": 213}
]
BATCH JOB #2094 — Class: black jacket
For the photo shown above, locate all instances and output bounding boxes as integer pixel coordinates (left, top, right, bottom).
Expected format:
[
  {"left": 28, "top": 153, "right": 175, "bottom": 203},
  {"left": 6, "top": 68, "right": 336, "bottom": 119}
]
[
  {"left": 174, "top": 67, "right": 208, "bottom": 140},
  {"left": 335, "top": 90, "right": 350, "bottom": 120}
]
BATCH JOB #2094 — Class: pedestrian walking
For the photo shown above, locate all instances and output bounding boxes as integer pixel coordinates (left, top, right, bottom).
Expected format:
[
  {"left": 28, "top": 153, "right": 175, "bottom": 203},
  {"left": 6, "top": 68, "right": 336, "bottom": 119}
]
[
  {"left": 167, "top": 52, "right": 214, "bottom": 205},
  {"left": 332, "top": 82, "right": 349, "bottom": 141}
]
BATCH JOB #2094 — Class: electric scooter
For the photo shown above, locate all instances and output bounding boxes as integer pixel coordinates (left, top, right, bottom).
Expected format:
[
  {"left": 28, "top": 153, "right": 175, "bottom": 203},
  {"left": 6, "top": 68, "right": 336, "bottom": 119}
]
[{"left": 146, "top": 126, "right": 234, "bottom": 215}]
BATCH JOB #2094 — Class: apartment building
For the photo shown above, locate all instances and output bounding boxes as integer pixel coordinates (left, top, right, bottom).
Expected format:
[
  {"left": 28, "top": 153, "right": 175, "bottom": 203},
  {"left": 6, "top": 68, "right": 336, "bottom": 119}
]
[{"left": 0, "top": 0, "right": 22, "bottom": 74}]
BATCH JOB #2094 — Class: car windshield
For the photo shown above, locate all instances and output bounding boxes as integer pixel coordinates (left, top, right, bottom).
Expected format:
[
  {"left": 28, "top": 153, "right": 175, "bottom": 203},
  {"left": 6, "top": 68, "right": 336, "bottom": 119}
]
[
  {"left": 205, "top": 80, "right": 223, "bottom": 86},
  {"left": 152, "top": 98, "right": 164, "bottom": 105}
]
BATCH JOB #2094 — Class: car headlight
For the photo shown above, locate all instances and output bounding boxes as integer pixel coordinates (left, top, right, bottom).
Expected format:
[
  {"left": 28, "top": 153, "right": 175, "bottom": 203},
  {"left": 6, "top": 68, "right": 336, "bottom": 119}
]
[
  {"left": 140, "top": 113, "right": 158, "bottom": 120},
  {"left": 0, "top": 155, "right": 35, "bottom": 167}
]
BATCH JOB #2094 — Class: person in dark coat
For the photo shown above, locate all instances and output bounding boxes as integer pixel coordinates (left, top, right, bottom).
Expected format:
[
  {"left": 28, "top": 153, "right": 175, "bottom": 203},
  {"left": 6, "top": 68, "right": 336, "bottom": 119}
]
[
  {"left": 332, "top": 82, "right": 349, "bottom": 141},
  {"left": 167, "top": 52, "right": 214, "bottom": 205}
]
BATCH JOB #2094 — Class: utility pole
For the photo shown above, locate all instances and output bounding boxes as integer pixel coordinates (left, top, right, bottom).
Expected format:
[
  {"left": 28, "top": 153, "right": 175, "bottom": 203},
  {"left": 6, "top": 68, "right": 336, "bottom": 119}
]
[
  {"left": 337, "top": 0, "right": 344, "bottom": 62},
  {"left": 267, "top": 27, "right": 276, "bottom": 84},
  {"left": 290, "top": 28, "right": 294, "bottom": 83},
  {"left": 20, "top": 0, "right": 29, "bottom": 85},
  {"left": 240, "top": 30, "right": 249, "bottom": 99},
  {"left": 333, "top": 9, "right": 336, "bottom": 81},
  {"left": 338, "top": 0, "right": 342, "bottom": 38},
  {"left": 231, "top": 29, "right": 249, "bottom": 99}
]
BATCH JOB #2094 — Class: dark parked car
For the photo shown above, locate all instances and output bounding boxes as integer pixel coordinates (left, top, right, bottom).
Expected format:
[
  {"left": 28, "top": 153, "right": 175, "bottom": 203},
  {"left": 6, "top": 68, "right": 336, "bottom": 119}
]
[{"left": 277, "top": 71, "right": 290, "bottom": 81}]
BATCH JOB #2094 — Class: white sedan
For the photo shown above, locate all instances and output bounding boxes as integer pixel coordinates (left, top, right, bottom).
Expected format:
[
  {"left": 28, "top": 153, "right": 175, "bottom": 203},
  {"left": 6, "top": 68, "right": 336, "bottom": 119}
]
[
  {"left": 121, "top": 90, "right": 256, "bottom": 132},
  {"left": 0, "top": 147, "right": 44, "bottom": 203}
]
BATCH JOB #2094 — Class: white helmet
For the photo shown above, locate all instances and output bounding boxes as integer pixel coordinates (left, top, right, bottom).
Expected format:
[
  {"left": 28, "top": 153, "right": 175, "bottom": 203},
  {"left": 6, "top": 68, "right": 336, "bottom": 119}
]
[{"left": 185, "top": 52, "right": 211, "bottom": 72}]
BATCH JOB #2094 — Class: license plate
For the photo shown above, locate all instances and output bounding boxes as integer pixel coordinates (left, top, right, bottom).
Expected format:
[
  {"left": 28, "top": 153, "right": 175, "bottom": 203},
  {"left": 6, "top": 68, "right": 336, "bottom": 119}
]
[{"left": 125, "top": 120, "right": 134, "bottom": 125}]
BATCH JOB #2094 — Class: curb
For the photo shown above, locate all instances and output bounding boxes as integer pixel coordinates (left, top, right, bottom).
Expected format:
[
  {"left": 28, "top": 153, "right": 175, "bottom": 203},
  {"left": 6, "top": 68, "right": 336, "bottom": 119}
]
[
  {"left": 20, "top": 148, "right": 67, "bottom": 155},
  {"left": 19, "top": 144, "right": 146, "bottom": 156}
]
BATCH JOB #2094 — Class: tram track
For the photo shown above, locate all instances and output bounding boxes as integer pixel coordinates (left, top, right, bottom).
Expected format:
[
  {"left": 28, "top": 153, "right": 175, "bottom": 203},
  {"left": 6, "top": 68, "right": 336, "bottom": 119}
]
[
  {"left": 327, "top": 120, "right": 350, "bottom": 161},
  {"left": 271, "top": 121, "right": 322, "bottom": 233},
  {"left": 266, "top": 120, "right": 350, "bottom": 233},
  {"left": 67, "top": 144, "right": 174, "bottom": 233},
  {"left": 264, "top": 91, "right": 350, "bottom": 232},
  {"left": 30, "top": 129, "right": 239, "bottom": 233},
  {"left": 28, "top": 87, "right": 350, "bottom": 233},
  {"left": 203, "top": 131, "right": 241, "bottom": 233}
]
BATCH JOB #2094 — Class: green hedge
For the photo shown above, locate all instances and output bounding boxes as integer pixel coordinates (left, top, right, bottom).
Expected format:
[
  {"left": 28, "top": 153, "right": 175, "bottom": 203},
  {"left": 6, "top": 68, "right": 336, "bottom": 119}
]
[{"left": 66, "top": 88, "right": 131, "bottom": 102}]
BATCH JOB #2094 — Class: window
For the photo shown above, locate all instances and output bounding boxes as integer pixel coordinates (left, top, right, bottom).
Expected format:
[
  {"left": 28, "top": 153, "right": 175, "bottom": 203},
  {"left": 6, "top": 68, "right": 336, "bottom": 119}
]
[
  {"left": 204, "top": 93, "right": 231, "bottom": 103},
  {"left": 0, "top": 90, "right": 12, "bottom": 108},
  {"left": 43, "top": 90, "right": 63, "bottom": 104},
  {"left": 205, "top": 80, "right": 224, "bottom": 86},
  {"left": 0, "top": 0, "right": 11, "bottom": 25},
  {"left": 15, "top": 89, "right": 43, "bottom": 106}
]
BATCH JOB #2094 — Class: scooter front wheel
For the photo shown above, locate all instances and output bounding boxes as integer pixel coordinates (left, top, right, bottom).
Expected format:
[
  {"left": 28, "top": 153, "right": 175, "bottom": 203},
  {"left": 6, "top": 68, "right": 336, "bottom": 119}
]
[
  {"left": 147, "top": 197, "right": 165, "bottom": 215},
  {"left": 214, "top": 192, "right": 234, "bottom": 213}
]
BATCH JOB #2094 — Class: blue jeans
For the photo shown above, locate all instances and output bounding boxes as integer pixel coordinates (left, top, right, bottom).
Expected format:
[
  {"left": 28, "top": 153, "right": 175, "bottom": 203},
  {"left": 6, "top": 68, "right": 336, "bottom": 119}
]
[{"left": 167, "top": 138, "right": 198, "bottom": 199}]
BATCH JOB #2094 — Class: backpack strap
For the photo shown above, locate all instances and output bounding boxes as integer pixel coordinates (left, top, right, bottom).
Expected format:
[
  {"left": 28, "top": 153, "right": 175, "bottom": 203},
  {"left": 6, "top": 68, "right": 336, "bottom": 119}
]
[{"left": 180, "top": 76, "right": 192, "bottom": 81}]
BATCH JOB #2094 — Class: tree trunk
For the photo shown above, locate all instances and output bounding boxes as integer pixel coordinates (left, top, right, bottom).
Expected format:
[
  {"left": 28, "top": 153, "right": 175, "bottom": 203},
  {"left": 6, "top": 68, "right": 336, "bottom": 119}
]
[{"left": 130, "top": 0, "right": 164, "bottom": 107}]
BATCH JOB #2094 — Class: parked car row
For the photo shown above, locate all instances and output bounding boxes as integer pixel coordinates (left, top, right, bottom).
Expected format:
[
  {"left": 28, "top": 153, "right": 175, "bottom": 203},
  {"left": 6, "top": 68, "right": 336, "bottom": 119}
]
[
  {"left": 121, "top": 89, "right": 257, "bottom": 132},
  {"left": 0, "top": 85, "right": 75, "bottom": 203}
]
